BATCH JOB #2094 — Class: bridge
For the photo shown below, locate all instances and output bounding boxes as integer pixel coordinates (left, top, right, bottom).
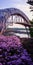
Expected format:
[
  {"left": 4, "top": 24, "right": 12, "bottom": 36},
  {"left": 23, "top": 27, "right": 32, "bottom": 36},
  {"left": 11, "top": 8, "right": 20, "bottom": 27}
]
[{"left": 0, "top": 8, "right": 31, "bottom": 38}]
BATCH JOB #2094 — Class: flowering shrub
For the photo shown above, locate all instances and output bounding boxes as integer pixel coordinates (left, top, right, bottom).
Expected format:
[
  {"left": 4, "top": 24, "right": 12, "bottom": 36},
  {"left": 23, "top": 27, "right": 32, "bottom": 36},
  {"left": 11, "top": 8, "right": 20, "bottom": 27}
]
[
  {"left": 0, "top": 35, "right": 33, "bottom": 65},
  {"left": 0, "top": 35, "right": 21, "bottom": 48}
]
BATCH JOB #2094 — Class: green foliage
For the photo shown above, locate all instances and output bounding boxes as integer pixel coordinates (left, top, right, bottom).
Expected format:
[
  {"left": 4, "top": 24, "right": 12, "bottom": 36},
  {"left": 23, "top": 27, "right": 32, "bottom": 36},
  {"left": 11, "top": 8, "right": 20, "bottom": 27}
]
[
  {"left": 29, "top": 20, "right": 33, "bottom": 37},
  {"left": 30, "top": 27, "right": 33, "bottom": 37}
]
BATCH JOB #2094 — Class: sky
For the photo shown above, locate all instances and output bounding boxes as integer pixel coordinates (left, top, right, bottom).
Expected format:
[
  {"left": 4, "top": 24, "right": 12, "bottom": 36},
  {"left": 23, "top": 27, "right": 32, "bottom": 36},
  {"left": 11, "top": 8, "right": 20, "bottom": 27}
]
[{"left": 0, "top": 0, "right": 33, "bottom": 20}]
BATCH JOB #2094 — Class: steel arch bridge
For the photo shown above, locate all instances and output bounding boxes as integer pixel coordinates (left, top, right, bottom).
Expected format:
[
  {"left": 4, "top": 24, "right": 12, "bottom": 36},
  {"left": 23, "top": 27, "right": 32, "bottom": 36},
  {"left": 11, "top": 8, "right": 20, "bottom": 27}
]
[{"left": 0, "top": 8, "right": 31, "bottom": 38}]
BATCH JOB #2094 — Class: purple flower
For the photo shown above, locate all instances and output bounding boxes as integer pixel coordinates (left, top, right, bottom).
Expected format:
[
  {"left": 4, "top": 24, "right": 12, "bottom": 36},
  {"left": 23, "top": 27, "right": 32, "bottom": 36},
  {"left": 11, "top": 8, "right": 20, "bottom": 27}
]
[
  {"left": 0, "top": 63, "right": 2, "bottom": 65},
  {"left": 0, "top": 35, "right": 33, "bottom": 65}
]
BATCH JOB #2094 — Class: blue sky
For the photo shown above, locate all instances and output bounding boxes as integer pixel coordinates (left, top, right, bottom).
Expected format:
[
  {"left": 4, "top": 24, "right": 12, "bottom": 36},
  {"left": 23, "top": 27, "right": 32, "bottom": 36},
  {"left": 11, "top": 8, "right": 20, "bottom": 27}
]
[
  {"left": 0, "top": 0, "right": 33, "bottom": 20},
  {"left": 0, "top": 0, "right": 26, "bottom": 8}
]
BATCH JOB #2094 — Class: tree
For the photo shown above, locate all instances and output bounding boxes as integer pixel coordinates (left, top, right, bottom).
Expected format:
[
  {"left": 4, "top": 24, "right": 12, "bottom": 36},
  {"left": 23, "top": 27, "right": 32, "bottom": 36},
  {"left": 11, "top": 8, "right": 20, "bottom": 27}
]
[{"left": 29, "top": 19, "right": 33, "bottom": 37}]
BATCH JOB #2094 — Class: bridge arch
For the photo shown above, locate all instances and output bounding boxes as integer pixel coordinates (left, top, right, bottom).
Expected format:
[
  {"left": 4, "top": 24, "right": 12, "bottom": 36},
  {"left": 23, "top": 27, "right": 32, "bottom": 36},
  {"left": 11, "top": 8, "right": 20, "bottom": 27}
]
[
  {"left": 4, "top": 8, "right": 30, "bottom": 24},
  {"left": 0, "top": 8, "right": 31, "bottom": 38}
]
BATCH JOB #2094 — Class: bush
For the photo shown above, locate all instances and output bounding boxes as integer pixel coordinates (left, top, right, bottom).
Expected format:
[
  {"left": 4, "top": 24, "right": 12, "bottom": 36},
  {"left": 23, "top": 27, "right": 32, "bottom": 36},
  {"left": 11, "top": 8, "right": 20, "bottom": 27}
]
[{"left": 29, "top": 21, "right": 33, "bottom": 37}]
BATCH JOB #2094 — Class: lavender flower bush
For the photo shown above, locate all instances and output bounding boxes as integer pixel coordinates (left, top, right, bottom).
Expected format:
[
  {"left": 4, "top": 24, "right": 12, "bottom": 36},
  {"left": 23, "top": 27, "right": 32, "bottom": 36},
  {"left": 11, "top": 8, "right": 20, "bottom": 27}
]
[{"left": 0, "top": 35, "right": 33, "bottom": 65}]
